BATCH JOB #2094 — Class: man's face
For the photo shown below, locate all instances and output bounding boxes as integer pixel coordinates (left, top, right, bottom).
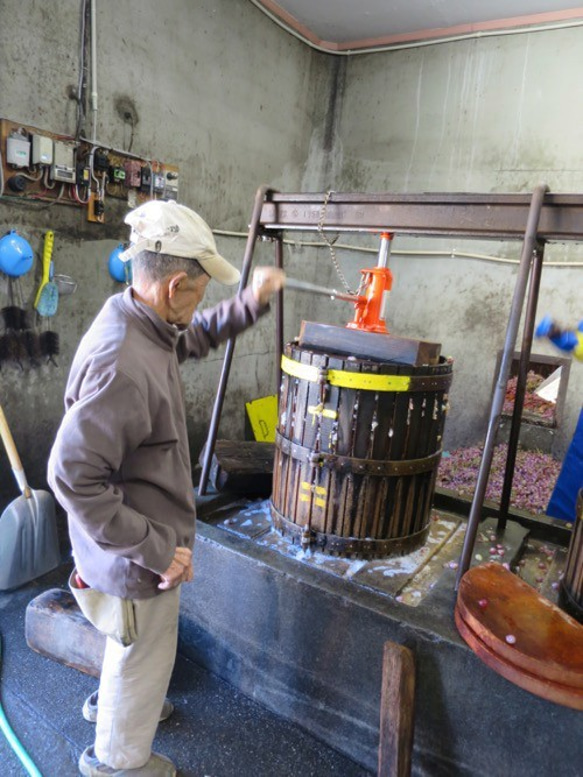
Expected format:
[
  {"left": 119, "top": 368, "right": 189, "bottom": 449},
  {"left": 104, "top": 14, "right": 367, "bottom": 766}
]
[{"left": 168, "top": 273, "right": 210, "bottom": 329}]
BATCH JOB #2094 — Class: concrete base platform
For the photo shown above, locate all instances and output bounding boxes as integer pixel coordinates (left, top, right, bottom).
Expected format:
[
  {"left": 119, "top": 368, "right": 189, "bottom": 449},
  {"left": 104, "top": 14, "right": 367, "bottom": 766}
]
[
  {"left": 181, "top": 499, "right": 582, "bottom": 777},
  {"left": 20, "top": 498, "right": 582, "bottom": 776}
]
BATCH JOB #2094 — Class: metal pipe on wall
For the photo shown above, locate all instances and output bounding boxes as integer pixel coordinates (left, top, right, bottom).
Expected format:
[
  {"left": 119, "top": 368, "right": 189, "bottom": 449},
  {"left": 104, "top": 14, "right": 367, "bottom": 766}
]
[
  {"left": 455, "top": 183, "right": 549, "bottom": 590},
  {"left": 90, "top": 0, "right": 98, "bottom": 141}
]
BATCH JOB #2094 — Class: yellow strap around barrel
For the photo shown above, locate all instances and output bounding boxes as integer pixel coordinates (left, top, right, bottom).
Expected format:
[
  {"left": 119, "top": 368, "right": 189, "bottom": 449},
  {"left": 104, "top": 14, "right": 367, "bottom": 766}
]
[{"left": 281, "top": 354, "right": 411, "bottom": 392}]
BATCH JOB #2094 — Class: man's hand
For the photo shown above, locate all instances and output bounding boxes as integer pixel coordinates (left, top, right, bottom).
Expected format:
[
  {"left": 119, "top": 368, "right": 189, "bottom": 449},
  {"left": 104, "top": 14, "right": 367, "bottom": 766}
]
[
  {"left": 251, "top": 266, "right": 286, "bottom": 306},
  {"left": 158, "top": 546, "right": 193, "bottom": 590}
]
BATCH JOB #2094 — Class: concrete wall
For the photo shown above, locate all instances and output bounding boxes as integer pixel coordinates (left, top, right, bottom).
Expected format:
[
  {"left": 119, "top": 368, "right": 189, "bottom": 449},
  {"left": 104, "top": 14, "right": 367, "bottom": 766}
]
[
  {"left": 0, "top": 0, "right": 335, "bottom": 499},
  {"left": 330, "top": 28, "right": 583, "bottom": 455},
  {"left": 3, "top": 9, "right": 583, "bottom": 496}
]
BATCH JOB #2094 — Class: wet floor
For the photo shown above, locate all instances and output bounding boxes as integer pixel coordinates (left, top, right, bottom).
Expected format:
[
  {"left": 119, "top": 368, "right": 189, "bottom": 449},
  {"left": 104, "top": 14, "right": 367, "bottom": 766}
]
[{"left": 202, "top": 498, "right": 568, "bottom": 609}]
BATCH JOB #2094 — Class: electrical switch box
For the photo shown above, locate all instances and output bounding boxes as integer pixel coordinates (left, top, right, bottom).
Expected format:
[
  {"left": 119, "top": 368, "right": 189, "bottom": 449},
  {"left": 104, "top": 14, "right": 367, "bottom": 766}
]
[
  {"left": 164, "top": 171, "right": 179, "bottom": 199},
  {"left": 6, "top": 133, "right": 31, "bottom": 167},
  {"left": 140, "top": 166, "right": 152, "bottom": 192},
  {"left": 124, "top": 160, "right": 141, "bottom": 188},
  {"left": 93, "top": 148, "right": 109, "bottom": 172},
  {"left": 32, "top": 134, "right": 53, "bottom": 165},
  {"left": 51, "top": 140, "right": 76, "bottom": 183},
  {"left": 153, "top": 173, "right": 165, "bottom": 194},
  {"left": 108, "top": 166, "right": 126, "bottom": 184}
]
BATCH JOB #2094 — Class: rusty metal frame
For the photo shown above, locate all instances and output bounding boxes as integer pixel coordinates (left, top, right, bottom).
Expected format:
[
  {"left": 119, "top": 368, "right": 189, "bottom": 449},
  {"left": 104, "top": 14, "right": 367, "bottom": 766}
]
[
  {"left": 199, "top": 185, "right": 581, "bottom": 587},
  {"left": 260, "top": 191, "right": 583, "bottom": 240}
]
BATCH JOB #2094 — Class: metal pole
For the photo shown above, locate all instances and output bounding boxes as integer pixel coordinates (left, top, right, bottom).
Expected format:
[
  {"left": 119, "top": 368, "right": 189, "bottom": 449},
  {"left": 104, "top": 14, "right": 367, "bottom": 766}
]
[
  {"left": 198, "top": 185, "right": 273, "bottom": 495},
  {"left": 274, "top": 234, "right": 284, "bottom": 391},
  {"left": 497, "top": 242, "right": 545, "bottom": 531},
  {"left": 377, "top": 232, "right": 393, "bottom": 269},
  {"left": 455, "top": 184, "right": 548, "bottom": 590},
  {"left": 284, "top": 277, "right": 359, "bottom": 302}
]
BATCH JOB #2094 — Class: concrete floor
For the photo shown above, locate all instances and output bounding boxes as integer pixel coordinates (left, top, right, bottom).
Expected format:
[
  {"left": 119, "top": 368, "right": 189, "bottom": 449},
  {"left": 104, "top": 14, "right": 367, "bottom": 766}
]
[{"left": 0, "top": 564, "right": 371, "bottom": 777}]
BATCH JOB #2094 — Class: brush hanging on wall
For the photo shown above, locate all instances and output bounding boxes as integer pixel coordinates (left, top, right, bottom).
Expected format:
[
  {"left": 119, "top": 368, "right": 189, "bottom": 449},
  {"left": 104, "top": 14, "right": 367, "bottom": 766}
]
[
  {"left": 0, "top": 230, "right": 34, "bottom": 366},
  {"left": 0, "top": 272, "right": 34, "bottom": 369},
  {"left": 34, "top": 231, "right": 60, "bottom": 366},
  {"left": 0, "top": 229, "right": 62, "bottom": 368}
]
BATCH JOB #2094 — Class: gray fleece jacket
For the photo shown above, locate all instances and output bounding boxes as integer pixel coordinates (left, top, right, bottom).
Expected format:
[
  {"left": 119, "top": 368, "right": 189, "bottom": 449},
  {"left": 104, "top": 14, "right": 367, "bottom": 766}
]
[{"left": 48, "top": 285, "right": 266, "bottom": 599}]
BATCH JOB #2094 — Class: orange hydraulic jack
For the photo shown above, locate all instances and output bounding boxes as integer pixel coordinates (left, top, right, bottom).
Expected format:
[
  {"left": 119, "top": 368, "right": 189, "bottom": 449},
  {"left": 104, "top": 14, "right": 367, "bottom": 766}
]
[{"left": 347, "top": 232, "right": 394, "bottom": 334}]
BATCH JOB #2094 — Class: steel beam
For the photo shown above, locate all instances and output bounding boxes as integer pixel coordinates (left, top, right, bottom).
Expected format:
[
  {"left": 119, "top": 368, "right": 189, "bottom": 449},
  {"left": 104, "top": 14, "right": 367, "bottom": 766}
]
[{"left": 260, "top": 192, "right": 583, "bottom": 241}]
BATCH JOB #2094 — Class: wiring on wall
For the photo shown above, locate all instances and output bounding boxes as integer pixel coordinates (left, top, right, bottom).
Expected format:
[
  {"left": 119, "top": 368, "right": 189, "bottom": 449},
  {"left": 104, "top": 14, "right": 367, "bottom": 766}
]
[
  {"left": 74, "top": 0, "right": 90, "bottom": 141},
  {"left": 213, "top": 229, "right": 583, "bottom": 268}
]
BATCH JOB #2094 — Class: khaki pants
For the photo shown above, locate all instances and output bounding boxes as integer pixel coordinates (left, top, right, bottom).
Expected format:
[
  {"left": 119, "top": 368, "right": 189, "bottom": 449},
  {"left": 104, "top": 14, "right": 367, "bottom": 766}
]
[{"left": 94, "top": 586, "right": 181, "bottom": 769}]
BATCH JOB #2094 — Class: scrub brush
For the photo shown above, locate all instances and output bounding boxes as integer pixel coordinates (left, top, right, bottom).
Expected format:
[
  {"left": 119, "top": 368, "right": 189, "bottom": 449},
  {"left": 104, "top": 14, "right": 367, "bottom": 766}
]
[{"left": 40, "top": 329, "right": 59, "bottom": 366}]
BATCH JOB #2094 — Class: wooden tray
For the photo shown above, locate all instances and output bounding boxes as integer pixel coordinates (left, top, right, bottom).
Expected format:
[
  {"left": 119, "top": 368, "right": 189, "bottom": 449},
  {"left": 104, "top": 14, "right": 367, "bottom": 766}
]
[{"left": 455, "top": 562, "right": 583, "bottom": 710}]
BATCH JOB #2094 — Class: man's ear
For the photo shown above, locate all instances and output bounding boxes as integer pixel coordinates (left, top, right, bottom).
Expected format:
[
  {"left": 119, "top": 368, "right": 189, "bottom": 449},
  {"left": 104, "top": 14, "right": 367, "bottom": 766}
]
[{"left": 167, "top": 271, "right": 189, "bottom": 300}]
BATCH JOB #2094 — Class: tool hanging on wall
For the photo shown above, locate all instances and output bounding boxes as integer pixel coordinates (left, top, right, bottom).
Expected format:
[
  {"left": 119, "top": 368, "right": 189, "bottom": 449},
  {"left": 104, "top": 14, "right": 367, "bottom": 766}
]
[
  {"left": 34, "top": 231, "right": 58, "bottom": 316},
  {"left": 0, "top": 231, "right": 34, "bottom": 367},
  {"left": 108, "top": 243, "right": 132, "bottom": 283},
  {"left": 32, "top": 231, "right": 60, "bottom": 365}
]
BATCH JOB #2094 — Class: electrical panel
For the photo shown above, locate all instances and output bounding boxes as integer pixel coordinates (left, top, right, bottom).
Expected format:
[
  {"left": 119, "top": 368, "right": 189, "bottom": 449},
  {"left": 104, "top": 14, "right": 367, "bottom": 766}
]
[
  {"left": 51, "top": 140, "right": 76, "bottom": 183},
  {"left": 6, "top": 132, "right": 30, "bottom": 167},
  {"left": 32, "top": 133, "right": 53, "bottom": 164},
  {"left": 0, "top": 119, "right": 179, "bottom": 223}
]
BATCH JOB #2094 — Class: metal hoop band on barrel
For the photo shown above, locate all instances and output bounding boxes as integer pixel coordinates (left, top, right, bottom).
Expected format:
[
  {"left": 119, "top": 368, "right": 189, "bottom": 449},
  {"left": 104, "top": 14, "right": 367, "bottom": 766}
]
[
  {"left": 269, "top": 501, "right": 430, "bottom": 558},
  {"left": 281, "top": 354, "right": 453, "bottom": 393},
  {"left": 275, "top": 431, "right": 442, "bottom": 477},
  {"left": 559, "top": 489, "right": 583, "bottom": 623}
]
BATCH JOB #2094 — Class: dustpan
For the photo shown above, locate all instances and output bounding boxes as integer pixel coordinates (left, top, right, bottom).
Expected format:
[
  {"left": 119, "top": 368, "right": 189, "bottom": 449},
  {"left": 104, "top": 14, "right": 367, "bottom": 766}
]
[{"left": 0, "top": 403, "right": 60, "bottom": 590}]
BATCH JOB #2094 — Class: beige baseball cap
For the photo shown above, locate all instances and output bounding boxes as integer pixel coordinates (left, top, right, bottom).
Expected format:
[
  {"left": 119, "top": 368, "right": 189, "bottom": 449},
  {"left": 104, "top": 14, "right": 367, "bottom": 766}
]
[{"left": 119, "top": 200, "right": 241, "bottom": 286}]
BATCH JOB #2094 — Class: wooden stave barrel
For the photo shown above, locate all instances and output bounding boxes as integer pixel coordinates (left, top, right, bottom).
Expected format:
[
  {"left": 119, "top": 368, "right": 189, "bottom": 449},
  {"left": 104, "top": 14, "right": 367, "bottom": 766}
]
[
  {"left": 270, "top": 343, "right": 453, "bottom": 558},
  {"left": 559, "top": 490, "right": 583, "bottom": 623}
]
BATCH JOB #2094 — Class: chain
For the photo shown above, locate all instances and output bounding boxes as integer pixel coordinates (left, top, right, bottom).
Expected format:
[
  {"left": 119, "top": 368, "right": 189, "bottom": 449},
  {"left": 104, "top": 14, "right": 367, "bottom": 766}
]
[{"left": 318, "top": 190, "right": 357, "bottom": 295}]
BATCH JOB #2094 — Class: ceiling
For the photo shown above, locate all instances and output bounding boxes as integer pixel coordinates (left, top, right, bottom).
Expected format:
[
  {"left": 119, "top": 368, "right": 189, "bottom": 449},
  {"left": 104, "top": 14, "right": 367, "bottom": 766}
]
[{"left": 253, "top": 0, "right": 583, "bottom": 50}]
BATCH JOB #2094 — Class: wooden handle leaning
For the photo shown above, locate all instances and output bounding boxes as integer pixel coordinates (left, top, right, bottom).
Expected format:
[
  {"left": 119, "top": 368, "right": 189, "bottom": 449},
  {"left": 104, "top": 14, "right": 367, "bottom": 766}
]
[
  {"left": 0, "top": 403, "right": 31, "bottom": 497},
  {"left": 378, "top": 641, "right": 416, "bottom": 777}
]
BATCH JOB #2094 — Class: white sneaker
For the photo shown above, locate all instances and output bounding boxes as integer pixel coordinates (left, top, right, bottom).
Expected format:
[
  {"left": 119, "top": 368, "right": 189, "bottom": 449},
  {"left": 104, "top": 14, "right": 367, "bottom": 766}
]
[
  {"left": 82, "top": 691, "right": 174, "bottom": 724},
  {"left": 78, "top": 746, "right": 177, "bottom": 776}
]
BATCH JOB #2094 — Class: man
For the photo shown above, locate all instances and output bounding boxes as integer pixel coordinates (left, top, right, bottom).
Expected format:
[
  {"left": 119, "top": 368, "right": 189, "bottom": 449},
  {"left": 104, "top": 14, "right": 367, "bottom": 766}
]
[{"left": 48, "top": 199, "right": 285, "bottom": 777}]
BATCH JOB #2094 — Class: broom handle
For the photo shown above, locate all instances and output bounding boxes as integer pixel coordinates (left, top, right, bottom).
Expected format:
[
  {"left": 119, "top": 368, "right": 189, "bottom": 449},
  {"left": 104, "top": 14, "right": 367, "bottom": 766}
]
[{"left": 0, "top": 403, "right": 31, "bottom": 498}]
